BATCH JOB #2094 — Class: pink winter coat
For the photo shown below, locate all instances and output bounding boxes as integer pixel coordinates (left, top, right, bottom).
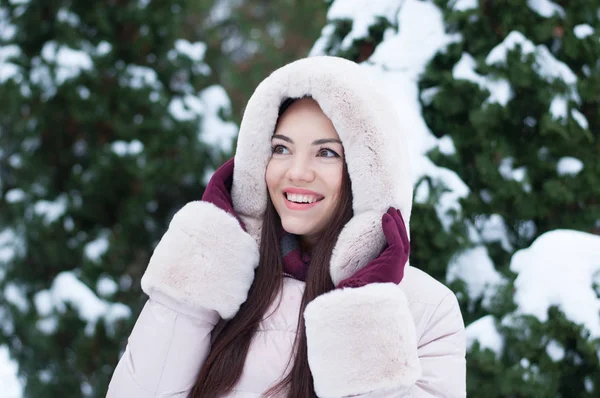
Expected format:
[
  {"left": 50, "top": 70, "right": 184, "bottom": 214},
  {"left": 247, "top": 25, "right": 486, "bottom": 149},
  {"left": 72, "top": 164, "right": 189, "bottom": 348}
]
[
  {"left": 107, "top": 56, "right": 467, "bottom": 397},
  {"left": 107, "top": 266, "right": 465, "bottom": 397}
]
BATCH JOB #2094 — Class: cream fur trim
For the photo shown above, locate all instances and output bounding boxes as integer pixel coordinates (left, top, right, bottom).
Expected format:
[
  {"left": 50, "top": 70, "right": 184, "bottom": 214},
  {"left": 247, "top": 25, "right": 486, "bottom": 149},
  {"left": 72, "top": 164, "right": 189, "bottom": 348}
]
[
  {"left": 232, "top": 56, "right": 413, "bottom": 284},
  {"left": 304, "top": 283, "right": 420, "bottom": 397},
  {"left": 141, "top": 201, "right": 259, "bottom": 319}
]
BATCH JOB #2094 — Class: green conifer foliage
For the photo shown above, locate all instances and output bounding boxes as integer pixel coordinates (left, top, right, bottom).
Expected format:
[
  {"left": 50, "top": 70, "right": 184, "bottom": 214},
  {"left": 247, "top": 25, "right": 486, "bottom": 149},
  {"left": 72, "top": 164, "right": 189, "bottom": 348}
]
[
  {"left": 314, "top": 0, "right": 599, "bottom": 396},
  {"left": 0, "top": 1, "right": 233, "bottom": 396},
  {"left": 190, "top": 0, "right": 330, "bottom": 123},
  {"left": 420, "top": 1, "right": 600, "bottom": 396}
]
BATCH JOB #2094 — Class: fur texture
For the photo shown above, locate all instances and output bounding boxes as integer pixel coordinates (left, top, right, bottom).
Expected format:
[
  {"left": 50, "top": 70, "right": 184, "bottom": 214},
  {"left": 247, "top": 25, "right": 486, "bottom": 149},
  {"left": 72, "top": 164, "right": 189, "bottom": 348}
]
[
  {"left": 141, "top": 201, "right": 259, "bottom": 319},
  {"left": 231, "top": 56, "right": 413, "bottom": 285},
  {"left": 304, "top": 283, "right": 420, "bottom": 397}
]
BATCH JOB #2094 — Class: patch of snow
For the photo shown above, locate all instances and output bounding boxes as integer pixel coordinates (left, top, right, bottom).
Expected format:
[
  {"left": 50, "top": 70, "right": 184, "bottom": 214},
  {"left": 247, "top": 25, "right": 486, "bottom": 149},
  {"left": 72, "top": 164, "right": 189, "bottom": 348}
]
[
  {"left": 120, "top": 65, "right": 161, "bottom": 90},
  {"left": 571, "top": 109, "right": 589, "bottom": 129},
  {"left": 549, "top": 96, "right": 568, "bottom": 120},
  {"left": 36, "top": 317, "right": 58, "bottom": 335},
  {"left": 518, "top": 220, "right": 537, "bottom": 240},
  {"left": 471, "top": 214, "right": 513, "bottom": 252},
  {"left": 447, "top": 246, "right": 505, "bottom": 306},
  {"left": 96, "top": 41, "right": 112, "bottom": 57},
  {"left": 574, "top": 24, "right": 594, "bottom": 39},
  {"left": 169, "top": 95, "right": 203, "bottom": 121},
  {"left": 466, "top": 315, "right": 504, "bottom": 354},
  {"left": 0, "top": 8, "right": 17, "bottom": 40},
  {"left": 420, "top": 86, "right": 440, "bottom": 105},
  {"left": 5, "top": 189, "right": 25, "bottom": 204},
  {"left": 499, "top": 157, "right": 527, "bottom": 183},
  {"left": 30, "top": 58, "right": 56, "bottom": 100},
  {"left": 546, "top": 340, "right": 565, "bottom": 361},
  {"left": 197, "top": 85, "right": 237, "bottom": 153},
  {"left": 8, "top": 154, "right": 22, "bottom": 168},
  {"left": 119, "top": 275, "right": 133, "bottom": 291},
  {"left": 4, "top": 283, "right": 29, "bottom": 313},
  {"left": 97, "top": 276, "right": 118, "bottom": 297},
  {"left": 0, "top": 229, "right": 23, "bottom": 273},
  {"left": 585, "top": 377, "right": 594, "bottom": 392},
  {"left": 77, "top": 86, "right": 90, "bottom": 100},
  {"left": 413, "top": 179, "right": 430, "bottom": 204},
  {"left": 431, "top": 161, "right": 470, "bottom": 231},
  {"left": 84, "top": 233, "right": 109, "bottom": 262},
  {"left": 310, "top": 24, "right": 336, "bottom": 56},
  {"left": 38, "top": 369, "right": 52, "bottom": 383},
  {"left": 174, "top": 39, "right": 206, "bottom": 62},
  {"left": 487, "top": 31, "right": 577, "bottom": 93},
  {"left": 526, "top": 0, "right": 565, "bottom": 18},
  {"left": 450, "top": 0, "right": 478, "bottom": 11},
  {"left": 479, "top": 189, "right": 493, "bottom": 204},
  {"left": 33, "top": 195, "right": 68, "bottom": 224},
  {"left": 0, "top": 345, "right": 23, "bottom": 398},
  {"left": 370, "top": 0, "right": 462, "bottom": 80},
  {"left": 453, "top": 52, "right": 512, "bottom": 106},
  {"left": 41, "top": 42, "right": 93, "bottom": 84},
  {"left": 56, "top": 8, "right": 80, "bottom": 27},
  {"left": 327, "top": 0, "right": 401, "bottom": 49},
  {"left": 557, "top": 157, "right": 583, "bottom": 176},
  {"left": 111, "top": 140, "right": 144, "bottom": 157},
  {"left": 438, "top": 136, "right": 456, "bottom": 156},
  {"left": 33, "top": 271, "right": 132, "bottom": 336},
  {"left": 510, "top": 230, "right": 600, "bottom": 338},
  {"left": 0, "top": 45, "right": 21, "bottom": 83}
]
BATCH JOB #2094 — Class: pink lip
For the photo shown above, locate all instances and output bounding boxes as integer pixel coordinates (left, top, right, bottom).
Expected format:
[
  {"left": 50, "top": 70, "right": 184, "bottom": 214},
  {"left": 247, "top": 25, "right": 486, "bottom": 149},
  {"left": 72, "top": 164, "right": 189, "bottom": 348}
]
[{"left": 283, "top": 187, "right": 324, "bottom": 198}]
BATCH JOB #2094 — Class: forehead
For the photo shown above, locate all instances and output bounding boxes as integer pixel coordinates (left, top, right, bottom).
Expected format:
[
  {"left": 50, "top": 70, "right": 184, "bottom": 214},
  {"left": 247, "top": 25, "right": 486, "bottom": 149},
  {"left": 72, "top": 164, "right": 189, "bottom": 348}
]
[{"left": 274, "top": 98, "right": 340, "bottom": 142}]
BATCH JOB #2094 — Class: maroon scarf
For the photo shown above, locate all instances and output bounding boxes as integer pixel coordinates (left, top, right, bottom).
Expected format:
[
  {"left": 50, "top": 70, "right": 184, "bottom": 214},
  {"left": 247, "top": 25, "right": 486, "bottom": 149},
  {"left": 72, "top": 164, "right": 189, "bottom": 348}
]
[{"left": 280, "top": 231, "right": 311, "bottom": 281}]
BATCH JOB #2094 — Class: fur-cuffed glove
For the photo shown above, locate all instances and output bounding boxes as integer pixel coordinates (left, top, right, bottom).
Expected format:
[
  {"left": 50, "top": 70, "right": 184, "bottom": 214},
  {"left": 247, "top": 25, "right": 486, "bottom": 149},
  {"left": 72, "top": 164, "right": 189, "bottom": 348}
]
[
  {"left": 304, "top": 209, "right": 418, "bottom": 396},
  {"left": 337, "top": 207, "right": 408, "bottom": 288},
  {"left": 141, "top": 200, "right": 259, "bottom": 320},
  {"left": 304, "top": 283, "right": 420, "bottom": 397}
]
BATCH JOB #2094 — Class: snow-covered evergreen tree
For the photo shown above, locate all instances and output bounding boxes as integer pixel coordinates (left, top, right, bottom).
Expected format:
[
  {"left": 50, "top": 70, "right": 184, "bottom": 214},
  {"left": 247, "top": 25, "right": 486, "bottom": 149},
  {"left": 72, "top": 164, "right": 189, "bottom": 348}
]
[
  {"left": 0, "top": 0, "right": 236, "bottom": 396},
  {"left": 312, "top": 0, "right": 600, "bottom": 396},
  {"left": 182, "top": 0, "right": 330, "bottom": 123}
]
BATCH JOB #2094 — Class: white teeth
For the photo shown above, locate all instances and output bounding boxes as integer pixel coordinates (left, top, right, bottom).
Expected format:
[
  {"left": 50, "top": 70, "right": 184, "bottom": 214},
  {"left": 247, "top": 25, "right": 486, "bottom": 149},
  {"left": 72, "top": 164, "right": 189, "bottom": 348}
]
[{"left": 286, "top": 193, "right": 320, "bottom": 203}]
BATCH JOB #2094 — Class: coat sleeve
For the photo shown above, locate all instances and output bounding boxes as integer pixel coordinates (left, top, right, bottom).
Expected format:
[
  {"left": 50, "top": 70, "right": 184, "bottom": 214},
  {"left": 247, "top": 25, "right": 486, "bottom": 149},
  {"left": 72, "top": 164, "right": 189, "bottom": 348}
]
[
  {"left": 107, "top": 201, "right": 258, "bottom": 397},
  {"left": 106, "top": 294, "right": 219, "bottom": 398},
  {"left": 304, "top": 283, "right": 466, "bottom": 398}
]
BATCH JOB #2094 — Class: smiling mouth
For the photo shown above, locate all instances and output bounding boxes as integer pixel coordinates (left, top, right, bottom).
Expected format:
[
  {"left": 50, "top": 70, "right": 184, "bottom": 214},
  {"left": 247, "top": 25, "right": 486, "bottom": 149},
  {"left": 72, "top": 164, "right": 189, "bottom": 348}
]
[
  {"left": 283, "top": 192, "right": 324, "bottom": 210},
  {"left": 284, "top": 192, "right": 324, "bottom": 204}
]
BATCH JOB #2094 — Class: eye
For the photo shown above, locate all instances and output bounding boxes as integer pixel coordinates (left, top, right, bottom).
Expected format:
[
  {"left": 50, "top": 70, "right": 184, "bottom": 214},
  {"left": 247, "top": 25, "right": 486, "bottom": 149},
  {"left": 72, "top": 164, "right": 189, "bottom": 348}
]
[
  {"left": 317, "top": 148, "right": 340, "bottom": 158},
  {"left": 271, "top": 144, "right": 289, "bottom": 155}
]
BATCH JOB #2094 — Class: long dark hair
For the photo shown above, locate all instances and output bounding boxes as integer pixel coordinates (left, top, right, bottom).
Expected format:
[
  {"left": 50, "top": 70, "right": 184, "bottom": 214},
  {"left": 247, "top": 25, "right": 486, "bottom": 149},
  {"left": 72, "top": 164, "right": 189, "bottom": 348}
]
[{"left": 190, "top": 99, "right": 354, "bottom": 398}]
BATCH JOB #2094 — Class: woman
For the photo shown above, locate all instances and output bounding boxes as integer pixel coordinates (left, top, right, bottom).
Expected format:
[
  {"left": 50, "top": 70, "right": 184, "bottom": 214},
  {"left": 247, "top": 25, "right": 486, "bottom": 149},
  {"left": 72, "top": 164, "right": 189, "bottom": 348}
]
[{"left": 107, "top": 56, "right": 466, "bottom": 397}]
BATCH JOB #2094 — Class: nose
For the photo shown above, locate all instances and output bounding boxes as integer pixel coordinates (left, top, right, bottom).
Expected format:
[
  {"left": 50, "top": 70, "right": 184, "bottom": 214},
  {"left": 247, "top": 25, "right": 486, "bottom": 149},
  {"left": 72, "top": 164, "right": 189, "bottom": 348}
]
[{"left": 286, "top": 157, "right": 315, "bottom": 183}]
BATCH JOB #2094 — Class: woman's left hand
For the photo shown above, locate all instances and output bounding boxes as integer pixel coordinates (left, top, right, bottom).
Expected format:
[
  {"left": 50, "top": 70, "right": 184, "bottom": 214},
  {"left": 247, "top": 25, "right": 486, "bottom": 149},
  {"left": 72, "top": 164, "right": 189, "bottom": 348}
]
[
  {"left": 201, "top": 157, "right": 246, "bottom": 231},
  {"left": 337, "top": 207, "right": 409, "bottom": 288}
]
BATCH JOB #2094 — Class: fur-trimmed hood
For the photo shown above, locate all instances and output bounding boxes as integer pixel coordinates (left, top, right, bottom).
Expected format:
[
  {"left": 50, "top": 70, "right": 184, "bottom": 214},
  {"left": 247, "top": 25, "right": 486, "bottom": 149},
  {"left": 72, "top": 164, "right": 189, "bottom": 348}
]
[{"left": 232, "top": 56, "right": 413, "bottom": 285}]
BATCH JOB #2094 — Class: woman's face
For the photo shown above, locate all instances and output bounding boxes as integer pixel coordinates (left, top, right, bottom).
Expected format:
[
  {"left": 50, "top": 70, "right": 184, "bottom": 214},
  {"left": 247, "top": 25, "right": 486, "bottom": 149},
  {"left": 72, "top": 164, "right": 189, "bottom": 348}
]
[{"left": 266, "top": 98, "right": 345, "bottom": 246}]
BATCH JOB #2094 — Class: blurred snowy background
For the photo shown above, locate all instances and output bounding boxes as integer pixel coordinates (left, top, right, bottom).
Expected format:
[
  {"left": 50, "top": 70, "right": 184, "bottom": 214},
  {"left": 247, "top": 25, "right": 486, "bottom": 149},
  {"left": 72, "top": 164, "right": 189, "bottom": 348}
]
[{"left": 1, "top": 0, "right": 599, "bottom": 397}]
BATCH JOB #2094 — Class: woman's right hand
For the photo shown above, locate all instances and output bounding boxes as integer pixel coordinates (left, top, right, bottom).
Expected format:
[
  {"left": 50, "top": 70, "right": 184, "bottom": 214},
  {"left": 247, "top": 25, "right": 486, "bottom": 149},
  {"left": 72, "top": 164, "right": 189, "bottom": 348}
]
[{"left": 141, "top": 200, "right": 259, "bottom": 320}]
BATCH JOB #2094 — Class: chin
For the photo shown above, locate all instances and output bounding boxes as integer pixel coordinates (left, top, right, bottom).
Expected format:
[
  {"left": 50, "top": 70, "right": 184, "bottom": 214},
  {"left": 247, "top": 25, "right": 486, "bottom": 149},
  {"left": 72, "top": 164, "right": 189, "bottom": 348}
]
[{"left": 280, "top": 217, "right": 318, "bottom": 237}]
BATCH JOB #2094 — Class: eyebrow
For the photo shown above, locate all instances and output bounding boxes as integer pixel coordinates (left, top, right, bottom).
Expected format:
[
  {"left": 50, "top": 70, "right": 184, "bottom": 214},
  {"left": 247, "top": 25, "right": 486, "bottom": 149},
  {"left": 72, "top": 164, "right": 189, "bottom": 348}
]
[{"left": 272, "top": 134, "right": 342, "bottom": 146}]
